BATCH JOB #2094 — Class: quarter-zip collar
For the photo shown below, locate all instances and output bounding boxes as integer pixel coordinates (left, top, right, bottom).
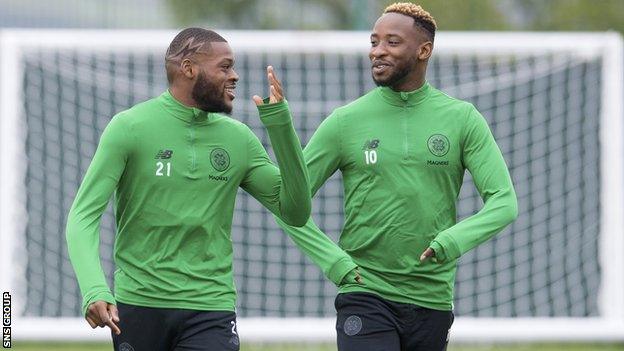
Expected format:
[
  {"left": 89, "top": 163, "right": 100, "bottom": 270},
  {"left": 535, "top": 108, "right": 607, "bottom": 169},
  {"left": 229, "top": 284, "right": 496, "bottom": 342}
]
[
  {"left": 159, "top": 90, "right": 211, "bottom": 124},
  {"left": 377, "top": 81, "right": 432, "bottom": 107}
]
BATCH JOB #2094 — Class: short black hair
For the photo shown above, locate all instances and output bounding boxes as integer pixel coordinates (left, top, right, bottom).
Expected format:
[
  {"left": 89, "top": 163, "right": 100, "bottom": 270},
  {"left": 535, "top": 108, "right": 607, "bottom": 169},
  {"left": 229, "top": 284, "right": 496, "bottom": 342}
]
[
  {"left": 165, "top": 28, "right": 227, "bottom": 83},
  {"left": 384, "top": 2, "right": 437, "bottom": 41}
]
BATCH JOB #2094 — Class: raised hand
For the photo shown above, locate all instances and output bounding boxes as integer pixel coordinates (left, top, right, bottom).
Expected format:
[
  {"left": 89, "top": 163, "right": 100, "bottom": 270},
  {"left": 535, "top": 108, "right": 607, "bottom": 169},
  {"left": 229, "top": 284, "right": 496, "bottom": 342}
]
[{"left": 252, "top": 66, "right": 284, "bottom": 106}]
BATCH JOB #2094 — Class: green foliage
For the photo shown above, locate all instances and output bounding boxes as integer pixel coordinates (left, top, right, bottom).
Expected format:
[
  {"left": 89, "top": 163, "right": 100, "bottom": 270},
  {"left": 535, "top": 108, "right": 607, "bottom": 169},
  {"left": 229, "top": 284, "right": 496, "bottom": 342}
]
[
  {"left": 164, "top": 0, "right": 351, "bottom": 30},
  {"left": 164, "top": 0, "right": 624, "bottom": 33},
  {"left": 392, "top": 0, "right": 509, "bottom": 30},
  {"left": 164, "top": 0, "right": 257, "bottom": 28},
  {"left": 517, "top": 0, "right": 624, "bottom": 32}
]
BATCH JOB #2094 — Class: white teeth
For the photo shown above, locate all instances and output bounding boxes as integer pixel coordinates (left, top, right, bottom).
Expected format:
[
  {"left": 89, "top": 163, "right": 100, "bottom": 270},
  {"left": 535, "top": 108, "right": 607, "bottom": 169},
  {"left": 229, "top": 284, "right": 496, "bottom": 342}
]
[{"left": 225, "top": 88, "right": 236, "bottom": 99}]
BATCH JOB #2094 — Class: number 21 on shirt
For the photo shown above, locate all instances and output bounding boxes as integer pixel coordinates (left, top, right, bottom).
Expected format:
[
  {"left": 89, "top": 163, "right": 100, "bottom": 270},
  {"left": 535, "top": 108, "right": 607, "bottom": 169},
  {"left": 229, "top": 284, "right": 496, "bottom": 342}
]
[{"left": 155, "top": 161, "right": 171, "bottom": 176}]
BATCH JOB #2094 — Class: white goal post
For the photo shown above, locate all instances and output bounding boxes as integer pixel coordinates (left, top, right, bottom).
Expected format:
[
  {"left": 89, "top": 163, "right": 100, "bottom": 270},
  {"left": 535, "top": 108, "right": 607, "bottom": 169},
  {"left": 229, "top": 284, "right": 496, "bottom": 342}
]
[{"left": 1, "top": 29, "right": 623, "bottom": 343}]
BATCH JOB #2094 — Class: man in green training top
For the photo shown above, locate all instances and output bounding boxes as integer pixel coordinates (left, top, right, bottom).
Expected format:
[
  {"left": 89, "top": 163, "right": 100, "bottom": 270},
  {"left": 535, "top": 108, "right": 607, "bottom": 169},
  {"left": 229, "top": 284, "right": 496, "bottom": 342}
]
[
  {"left": 66, "top": 28, "right": 316, "bottom": 350},
  {"left": 277, "top": 3, "right": 518, "bottom": 350}
]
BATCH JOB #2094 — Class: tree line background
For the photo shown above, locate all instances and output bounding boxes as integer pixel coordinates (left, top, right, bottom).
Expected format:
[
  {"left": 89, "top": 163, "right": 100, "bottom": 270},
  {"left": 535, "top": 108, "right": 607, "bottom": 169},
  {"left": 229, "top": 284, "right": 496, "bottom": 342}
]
[{"left": 1, "top": 0, "right": 623, "bottom": 33}]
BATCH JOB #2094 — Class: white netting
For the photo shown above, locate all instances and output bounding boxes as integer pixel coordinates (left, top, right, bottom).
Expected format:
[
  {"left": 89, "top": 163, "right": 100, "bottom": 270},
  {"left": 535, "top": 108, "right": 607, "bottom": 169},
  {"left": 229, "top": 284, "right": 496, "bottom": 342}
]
[{"left": 1, "top": 30, "right": 622, "bottom": 343}]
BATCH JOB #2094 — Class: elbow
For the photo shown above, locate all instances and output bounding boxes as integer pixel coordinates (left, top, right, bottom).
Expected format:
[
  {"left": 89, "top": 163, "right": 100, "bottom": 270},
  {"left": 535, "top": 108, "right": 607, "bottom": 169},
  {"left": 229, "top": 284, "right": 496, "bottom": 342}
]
[
  {"left": 280, "top": 201, "right": 311, "bottom": 227},
  {"left": 280, "top": 216, "right": 308, "bottom": 227},
  {"left": 503, "top": 197, "right": 519, "bottom": 224}
]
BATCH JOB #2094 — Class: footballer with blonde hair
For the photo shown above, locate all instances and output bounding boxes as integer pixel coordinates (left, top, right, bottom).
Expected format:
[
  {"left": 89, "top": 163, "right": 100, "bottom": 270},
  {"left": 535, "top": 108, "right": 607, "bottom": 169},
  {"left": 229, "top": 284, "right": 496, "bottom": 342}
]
[{"left": 277, "top": 3, "right": 517, "bottom": 350}]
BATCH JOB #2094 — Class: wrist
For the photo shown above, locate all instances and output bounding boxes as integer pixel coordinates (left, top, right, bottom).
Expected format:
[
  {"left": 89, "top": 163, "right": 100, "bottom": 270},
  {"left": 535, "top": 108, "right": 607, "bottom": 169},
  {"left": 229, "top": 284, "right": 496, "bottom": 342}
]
[{"left": 257, "top": 99, "right": 291, "bottom": 126}]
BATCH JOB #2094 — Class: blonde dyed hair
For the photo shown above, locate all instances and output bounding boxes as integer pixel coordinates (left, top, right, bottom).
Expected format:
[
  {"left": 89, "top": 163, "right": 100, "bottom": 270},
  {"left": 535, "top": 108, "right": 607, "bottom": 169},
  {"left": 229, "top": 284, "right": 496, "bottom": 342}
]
[{"left": 383, "top": 2, "right": 437, "bottom": 40}]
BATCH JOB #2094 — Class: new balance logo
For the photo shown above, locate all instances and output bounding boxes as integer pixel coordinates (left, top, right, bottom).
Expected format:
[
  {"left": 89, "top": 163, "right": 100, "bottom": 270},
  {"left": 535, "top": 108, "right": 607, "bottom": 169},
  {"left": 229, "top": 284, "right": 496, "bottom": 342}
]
[
  {"left": 155, "top": 149, "right": 173, "bottom": 159},
  {"left": 362, "top": 139, "right": 380, "bottom": 150}
]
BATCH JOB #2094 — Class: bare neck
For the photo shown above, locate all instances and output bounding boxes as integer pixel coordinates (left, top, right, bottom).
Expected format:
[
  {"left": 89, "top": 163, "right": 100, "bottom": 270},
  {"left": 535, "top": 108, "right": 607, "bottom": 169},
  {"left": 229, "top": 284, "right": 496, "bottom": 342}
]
[
  {"left": 391, "top": 76, "right": 426, "bottom": 92},
  {"left": 391, "top": 63, "right": 427, "bottom": 92},
  {"left": 169, "top": 84, "right": 198, "bottom": 109}
]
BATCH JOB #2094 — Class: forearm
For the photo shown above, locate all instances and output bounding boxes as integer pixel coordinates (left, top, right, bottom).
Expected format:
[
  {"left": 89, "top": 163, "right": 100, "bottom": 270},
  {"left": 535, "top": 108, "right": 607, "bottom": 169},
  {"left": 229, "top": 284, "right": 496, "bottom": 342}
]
[
  {"left": 66, "top": 206, "right": 115, "bottom": 315},
  {"left": 258, "top": 100, "right": 311, "bottom": 226},
  {"left": 430, "top": 187, "right": 518, "bottom": 262},
  {"left": 275, "top": 215, "right": 357, "bottom": 285}
]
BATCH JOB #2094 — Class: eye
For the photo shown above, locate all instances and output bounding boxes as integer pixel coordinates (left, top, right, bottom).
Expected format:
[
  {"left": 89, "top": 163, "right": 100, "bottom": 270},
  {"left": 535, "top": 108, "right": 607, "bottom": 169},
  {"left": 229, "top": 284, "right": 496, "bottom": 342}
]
[
  {"left": 370, "top": 40, "right": 378, "bottom": 47},
  {"left": 389, "top": 41, "right": 400, "bottom": 46}
]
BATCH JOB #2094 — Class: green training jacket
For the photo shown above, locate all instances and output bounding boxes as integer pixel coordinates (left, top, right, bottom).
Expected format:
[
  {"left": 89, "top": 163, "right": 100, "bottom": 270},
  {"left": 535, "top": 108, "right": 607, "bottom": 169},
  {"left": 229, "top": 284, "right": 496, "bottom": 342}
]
[
  {"left": 66, "top": 91, "right": 312, "bottom": 315},
  {"left": 278, "top": 82, "right": 518, "bottom": 310}
]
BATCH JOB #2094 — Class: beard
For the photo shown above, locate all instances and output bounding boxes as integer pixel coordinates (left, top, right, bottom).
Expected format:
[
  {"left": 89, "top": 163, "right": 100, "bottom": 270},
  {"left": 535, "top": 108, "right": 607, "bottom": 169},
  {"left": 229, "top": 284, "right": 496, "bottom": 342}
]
[
  {"left": 192, "top": 71, "right": 232, "bottom": 114},
  {"left": 372, "top": 58, "right": 416, "bottom": 88}
]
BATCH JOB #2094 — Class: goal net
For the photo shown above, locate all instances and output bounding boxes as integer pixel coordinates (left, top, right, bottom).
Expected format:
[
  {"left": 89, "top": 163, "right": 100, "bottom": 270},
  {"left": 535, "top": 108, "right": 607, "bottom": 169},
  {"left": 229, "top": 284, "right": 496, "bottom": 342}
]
[{"left": 1, "top": 30, "right": 623, "bottom": 344}]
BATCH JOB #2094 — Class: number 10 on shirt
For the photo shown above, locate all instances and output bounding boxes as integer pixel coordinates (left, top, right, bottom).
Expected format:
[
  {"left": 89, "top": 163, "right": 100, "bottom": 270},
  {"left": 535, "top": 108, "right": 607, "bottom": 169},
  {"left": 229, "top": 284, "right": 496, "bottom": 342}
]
[{"left": 364, "top": 150, "right": 377, "bottom": 165}]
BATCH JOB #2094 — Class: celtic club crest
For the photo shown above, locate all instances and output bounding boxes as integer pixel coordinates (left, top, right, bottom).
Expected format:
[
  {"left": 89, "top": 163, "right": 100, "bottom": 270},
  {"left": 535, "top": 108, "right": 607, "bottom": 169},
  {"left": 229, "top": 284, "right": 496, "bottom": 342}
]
[
  {"left": 210, "top": 148, "right": 230, "bottom": 172},
  {"left": 427, "top": 134, "right": 450, "bottom": 157},
  {"left": 343, "top": 315, "right": 362, "bottom": 336}
]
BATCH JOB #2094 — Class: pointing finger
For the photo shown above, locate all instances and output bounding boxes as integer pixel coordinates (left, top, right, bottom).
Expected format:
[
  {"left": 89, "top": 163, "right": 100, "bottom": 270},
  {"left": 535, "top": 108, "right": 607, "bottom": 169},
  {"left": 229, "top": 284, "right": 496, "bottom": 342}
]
[
  {"left": 269, "top": 85, "right": 283, "bottom": 103},
  {"left": 105, "top": 317, "right": 122, "bottom": 336},
  {"left": 109, "top": 304, "right": 120, "bottom": 323},
  {"left": 267, "top": 66, "right": 283, "bottom": 95},
  {"left": 97, "top": 304, "right": 121, "bottom": 335},
  {"left": 269, "top": 73, "right": 283, "bottom": 94}
]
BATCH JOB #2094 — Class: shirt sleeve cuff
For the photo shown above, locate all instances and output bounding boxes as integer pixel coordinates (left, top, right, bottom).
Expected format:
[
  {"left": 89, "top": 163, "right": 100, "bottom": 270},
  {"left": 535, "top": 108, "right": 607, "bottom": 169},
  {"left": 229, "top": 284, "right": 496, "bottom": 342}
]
[
  {"left": 327, "top": 256, "right": 358, "bottom": 286},
  {"left": 81, "top": 290, "right": 116, "bottom": 316},
  {"left": 257, "top": 99, "right": 292, "bottom": 126},
  {"left": 429, "top": 241, "right": 447, "bottom": 263},
  {"left": 430, "top": 232, "right": 461, "bottom": 263}
]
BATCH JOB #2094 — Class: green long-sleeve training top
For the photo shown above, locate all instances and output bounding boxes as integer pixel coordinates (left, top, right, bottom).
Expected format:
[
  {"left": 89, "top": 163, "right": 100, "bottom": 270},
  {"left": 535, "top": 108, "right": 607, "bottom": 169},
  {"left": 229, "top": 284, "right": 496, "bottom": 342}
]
[
  {"left": 278, "top": 82, "right": 518, "bottom": 310},
  {"left": 66, "top": 91, "right": 311, "bottom": 315}
]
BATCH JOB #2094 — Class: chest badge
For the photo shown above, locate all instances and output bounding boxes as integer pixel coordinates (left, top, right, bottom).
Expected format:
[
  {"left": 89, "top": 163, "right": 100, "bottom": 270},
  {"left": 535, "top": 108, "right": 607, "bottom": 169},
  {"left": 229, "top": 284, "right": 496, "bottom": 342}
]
[
  {"left": 210, "top": 148, "right": 230, "bottom": 172},
  {"left": 427, "top": 134, "right": 450, "bottom": 157}
]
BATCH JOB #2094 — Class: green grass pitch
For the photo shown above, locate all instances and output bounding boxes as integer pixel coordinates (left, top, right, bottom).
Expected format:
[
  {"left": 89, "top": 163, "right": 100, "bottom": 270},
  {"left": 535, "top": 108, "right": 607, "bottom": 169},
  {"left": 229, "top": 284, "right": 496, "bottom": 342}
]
[{"left": 11, "top": 342, "right": 624, "bottom": 351}]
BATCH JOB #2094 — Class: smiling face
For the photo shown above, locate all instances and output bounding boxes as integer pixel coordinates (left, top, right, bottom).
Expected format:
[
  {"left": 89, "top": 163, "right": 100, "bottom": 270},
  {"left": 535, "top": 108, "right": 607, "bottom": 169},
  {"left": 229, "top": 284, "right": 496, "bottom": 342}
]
[
  {"left": 369, "top": 12, "right": 432, "bottom": 91},
  {"left": 190, "top": 42, "right": 239, "bottom": 114}
]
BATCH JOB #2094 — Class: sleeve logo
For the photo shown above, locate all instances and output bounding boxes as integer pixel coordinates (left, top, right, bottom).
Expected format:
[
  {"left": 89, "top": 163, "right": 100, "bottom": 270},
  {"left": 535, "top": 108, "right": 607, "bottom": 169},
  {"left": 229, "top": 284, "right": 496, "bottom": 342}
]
[
  {"left": 210, "top": 148, "right": 230, "bottom": 172},
  {"left": 427, "top": 134, "right": 450, "bottom": 157}
]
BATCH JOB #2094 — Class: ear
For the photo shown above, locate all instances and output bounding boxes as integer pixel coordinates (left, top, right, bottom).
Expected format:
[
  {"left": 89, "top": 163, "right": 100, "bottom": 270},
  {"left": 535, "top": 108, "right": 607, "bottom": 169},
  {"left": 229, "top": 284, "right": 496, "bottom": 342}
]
[
  {"left": 181, "top": 58, "right": 195, "bottom": 79},
  {"left": 418, "top": 41, "right": 433, "bottom": 61}
]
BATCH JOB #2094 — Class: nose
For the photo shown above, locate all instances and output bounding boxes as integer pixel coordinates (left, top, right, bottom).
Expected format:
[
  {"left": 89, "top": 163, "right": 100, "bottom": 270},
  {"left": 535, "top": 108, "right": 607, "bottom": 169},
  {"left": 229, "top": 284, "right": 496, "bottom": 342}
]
[
  {"left": 369, "top": 43, "right": 387, "bottom": 61},
  {"left": 230, "top": 69, "right": 239, "bottom": 82}
]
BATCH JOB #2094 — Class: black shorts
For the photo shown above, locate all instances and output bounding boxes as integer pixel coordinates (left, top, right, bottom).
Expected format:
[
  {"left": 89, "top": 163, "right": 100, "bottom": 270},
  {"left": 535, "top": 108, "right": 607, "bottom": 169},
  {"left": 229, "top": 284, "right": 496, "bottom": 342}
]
[
  {"left": 335, "top": 292, "right": 454, "bottom": 351},
  {"left": 112, "top": 301, "right": 240, "bottom": 351}
]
